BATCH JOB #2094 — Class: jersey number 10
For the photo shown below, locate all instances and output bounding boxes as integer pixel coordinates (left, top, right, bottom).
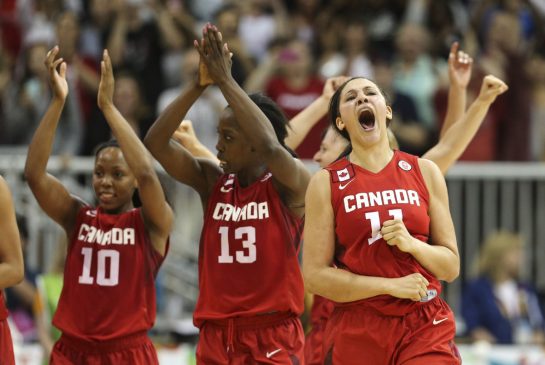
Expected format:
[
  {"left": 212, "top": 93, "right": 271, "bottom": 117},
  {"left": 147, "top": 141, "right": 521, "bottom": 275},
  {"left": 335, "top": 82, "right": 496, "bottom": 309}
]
[{"left": 78, "top": 247, "right": 120, "bottom": 286}]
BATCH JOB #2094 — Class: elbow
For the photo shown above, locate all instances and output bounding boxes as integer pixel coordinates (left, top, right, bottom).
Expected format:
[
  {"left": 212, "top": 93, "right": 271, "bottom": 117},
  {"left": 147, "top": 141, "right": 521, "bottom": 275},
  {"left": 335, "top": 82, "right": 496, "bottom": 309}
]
[
  {"left": 134, "top": 169, "right": 157, "bottom": 187},
  {"left": 23, "top": 164, "right": 38, "bottom": 187},
  {"left": 302, "top": 263, "right": 321, "bottom": 295},
  {"left": 441, "top": 264, "right": 460, "bottom": 283}
]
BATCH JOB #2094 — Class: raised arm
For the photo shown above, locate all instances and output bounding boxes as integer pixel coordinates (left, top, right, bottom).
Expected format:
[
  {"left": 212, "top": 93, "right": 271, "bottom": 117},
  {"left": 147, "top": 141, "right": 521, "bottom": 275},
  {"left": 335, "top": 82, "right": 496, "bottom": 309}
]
[
  {"left": 285, "top": 76, "right": 348, "bottom": 150},
  {"left": 303, "top": 171, "right": 430, "bottom": 302},
  {"left": 423, "top": 75, "right": 508, "bottom": 174},
  {"left": 197, "top": 24, "right": 310, "bottom": 209},
  {"left": 382, "top": 159, "right": 460, "bottom": 282},
  {"left": 144, "top": 64, "right": 221, "bottom": 197},
  {"left": 24, "top": 46, "right": 83, "bottom": 233},
  {"left": 440, "top": 42, "right": 473, "bottom": 137},
  {"left": 172, "top": 120, "right": 220, "bottom": 164},
  {"left": 98, "top": 50, "right": 173, "bottom": 255},
  {"left": 0, "top": 177, "right": 24, "bottom": 289}
]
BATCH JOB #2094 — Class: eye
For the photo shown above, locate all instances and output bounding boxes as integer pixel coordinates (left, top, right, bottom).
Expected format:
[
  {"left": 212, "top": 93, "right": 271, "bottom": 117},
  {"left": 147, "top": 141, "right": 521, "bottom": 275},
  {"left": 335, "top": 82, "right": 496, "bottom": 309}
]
[
  {"left": 346, "top": 95, "right": 355, "bottom": 101},
  {"left": 94, "top": 171, "right": 103, "bottom": 178},
  {"left": 225, "top": 135, "right": 233, "bottom": 141},
  {"left": 114, "top": 171, "right": 124, "bottom": 178}
]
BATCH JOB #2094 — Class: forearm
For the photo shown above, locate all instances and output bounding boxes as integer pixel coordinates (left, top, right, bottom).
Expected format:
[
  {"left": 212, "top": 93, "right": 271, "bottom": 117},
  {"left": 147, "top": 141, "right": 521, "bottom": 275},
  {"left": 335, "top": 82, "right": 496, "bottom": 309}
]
[
  {"left": 441, "top": 85, "right": 466, "bottom": 137},
  {"left": 408, "top": 238, "right": 459, "bottom": 282},
  {"left": 24, "top": 98, "right": 65, "bottom": 180},
  {"left": 145, "top": 81, "right": 205, "bottom": 152},
  {"left": 217, "top": 76, "right": 279, "bottom": 152},
  {"left": 0, "top": 263, "right": 24, "bottom": 289},
  {"left": 305, "top": 266, "right": 393, "bottom": 303},
  {"left": 424, "top": 98, "right": 491, "bottom": 173},
  {"left": 285, "top": 95, "right": 328, "bottom": 150},
  {"left": 101, "top": 104, "right": 155, "bottom": 176}
]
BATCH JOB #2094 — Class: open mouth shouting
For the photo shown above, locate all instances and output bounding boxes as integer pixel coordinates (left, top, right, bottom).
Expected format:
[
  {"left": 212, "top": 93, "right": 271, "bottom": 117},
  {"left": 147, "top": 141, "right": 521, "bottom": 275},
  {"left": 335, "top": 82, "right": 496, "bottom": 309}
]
[{"left": 358, "top": 109, "right": 376, "bottom": 131}]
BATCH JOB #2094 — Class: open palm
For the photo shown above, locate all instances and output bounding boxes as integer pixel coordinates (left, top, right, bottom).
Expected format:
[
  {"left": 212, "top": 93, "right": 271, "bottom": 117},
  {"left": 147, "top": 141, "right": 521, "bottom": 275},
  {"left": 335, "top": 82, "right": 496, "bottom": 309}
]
[
  {"left": 45, "top": 46, "right": 68, "bottom": 100},
  {"left": 448, "top": 42, "right": 473, "bottom": 89}
]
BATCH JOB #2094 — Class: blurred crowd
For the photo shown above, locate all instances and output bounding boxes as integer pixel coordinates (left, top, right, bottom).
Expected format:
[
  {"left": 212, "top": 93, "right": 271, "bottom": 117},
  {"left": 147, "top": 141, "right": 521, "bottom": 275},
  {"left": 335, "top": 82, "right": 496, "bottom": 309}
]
[{"left": 0, "top": 0, "right": 544, "bottom": 160}]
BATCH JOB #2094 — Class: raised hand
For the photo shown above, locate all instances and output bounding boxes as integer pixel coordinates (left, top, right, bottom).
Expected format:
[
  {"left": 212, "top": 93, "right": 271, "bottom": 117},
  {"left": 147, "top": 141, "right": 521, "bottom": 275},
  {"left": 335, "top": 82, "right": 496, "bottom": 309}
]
[
  {"left": 44, "top": 46, "right": 68, "bottom": 100},
  {"left": 322, "top": 76, "right": 349, "bottom": 100},
  {"left": 448, "top": 42, "right": 473, "bottom": 89},
  {"left": 381, "top": 219, "right": 416, "bottom": 253},
  {"left": 194, "top": 24, "right": 232, "bottom": 85},
  {"left": 172, "top": 120, "right": 198, "bottom": 148},
  {"left": 477, "top": 75, "right": 508, "bottom": 104},
  {"left": 97, "top": 49, "right": 114, "bottom": 110},
  {"left": 388, "top": 273, "right": 430, "bottom": 301}
]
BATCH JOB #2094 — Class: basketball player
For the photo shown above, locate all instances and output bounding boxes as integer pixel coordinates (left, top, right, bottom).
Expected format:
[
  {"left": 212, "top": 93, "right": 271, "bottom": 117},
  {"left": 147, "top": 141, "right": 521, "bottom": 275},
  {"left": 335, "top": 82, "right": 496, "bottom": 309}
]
[
  {"left": 144, "top": 24, "right": 310, "bottom": 364},
  {"left": 0, "top": 177, "right": 24, "bottom": 365},
  {"left": 24, "top": 47, "right": 172, "bottom": 364},
  {"left": 303, "top": 76, "right": 462, "bottom": 364}
]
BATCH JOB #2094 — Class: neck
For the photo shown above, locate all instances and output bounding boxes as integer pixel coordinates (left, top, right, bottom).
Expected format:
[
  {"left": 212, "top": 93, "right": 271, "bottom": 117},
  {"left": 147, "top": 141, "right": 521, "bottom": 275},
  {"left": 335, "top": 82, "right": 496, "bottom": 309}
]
[
  {"left": 349, "top": 138, "right": 393, "bottom": 173},
  {"left": 236, "top": 165, "right": 267, "bottom": 187}
]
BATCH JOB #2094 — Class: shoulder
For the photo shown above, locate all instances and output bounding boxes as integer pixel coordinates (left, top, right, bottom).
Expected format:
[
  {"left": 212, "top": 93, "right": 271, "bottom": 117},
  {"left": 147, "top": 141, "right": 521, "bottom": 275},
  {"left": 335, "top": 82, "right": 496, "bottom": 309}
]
[
  {"left": 307, "top": 170, "right": 331, "bottom": 199},
  {"left": 417, "top": 158, "right": 444, "bottom": 190}
]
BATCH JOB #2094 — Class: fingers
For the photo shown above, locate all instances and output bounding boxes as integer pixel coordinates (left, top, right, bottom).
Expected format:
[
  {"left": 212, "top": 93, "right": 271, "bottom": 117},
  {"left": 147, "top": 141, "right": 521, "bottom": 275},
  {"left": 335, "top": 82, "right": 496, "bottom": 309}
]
[
  {"left": 45, "top": 46, "right": 60, "bottom": 66},
  {"left": 448, "top": 41, "right": 459, "bottom": 60}
]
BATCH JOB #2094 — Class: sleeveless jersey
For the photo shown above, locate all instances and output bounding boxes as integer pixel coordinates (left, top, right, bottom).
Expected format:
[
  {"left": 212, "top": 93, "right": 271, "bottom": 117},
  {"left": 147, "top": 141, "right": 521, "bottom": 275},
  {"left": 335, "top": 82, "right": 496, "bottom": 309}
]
[
  {"left": 0, "top": 291, "right": 7, "bottom": 320},
  {"left": 53, "top": 206, "right": 168, "bottom": 341},
  {"left": 326, "top": 150, "right": 440, "bottom": 315},
  {"left": 194, "top": 172, "right": 304, "bottom": 326}
]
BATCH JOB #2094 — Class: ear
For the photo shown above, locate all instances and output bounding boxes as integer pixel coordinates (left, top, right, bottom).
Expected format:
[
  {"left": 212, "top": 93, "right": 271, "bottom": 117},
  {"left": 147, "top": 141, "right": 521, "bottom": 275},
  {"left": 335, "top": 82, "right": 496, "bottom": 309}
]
[
  {"left": 386, "top": 105, "right": 393, "bottom": 121},
  {"left": 336, "top": 116, "right": 345, "bottom": 131}
]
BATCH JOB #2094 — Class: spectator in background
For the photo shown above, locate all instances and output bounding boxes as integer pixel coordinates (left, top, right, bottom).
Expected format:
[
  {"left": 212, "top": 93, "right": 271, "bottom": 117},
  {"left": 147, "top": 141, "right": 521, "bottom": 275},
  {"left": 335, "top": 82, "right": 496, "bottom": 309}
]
[
  {"left": 107, "top": 0, "right": 183, "bottom": 109},
  {"left": 393, "top": 23, "right": 441, "bottom": 145},
  {"left": 265, "top": 38, "right": 325, "bottom": 158},
  {"left": 477, "top": 10, "right": 531, "bottom": 161},
  {"left": 318, "top": 18, "right": 374, "bottom": 80},
  {"left": 462, "top": 231, "right": 545, "bottom": 345},
  {"left": 213, "top": 3, "right": 254, "bottom": 85},
  {"left": 81, "top": 70, "right": 152, "bottom": 155}
]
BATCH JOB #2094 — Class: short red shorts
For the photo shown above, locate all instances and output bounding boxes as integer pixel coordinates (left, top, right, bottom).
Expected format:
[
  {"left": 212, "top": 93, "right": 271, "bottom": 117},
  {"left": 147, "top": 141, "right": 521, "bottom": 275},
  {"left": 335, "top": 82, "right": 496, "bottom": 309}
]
[
  {"left": 50, "top": 331, "right": 159, "bottom": 365},
  {"left": 323, "top": 298, "right": 461, "bottom": 365},
  {"left": 305, "top": 295, "right": 335, "bottom": 365},
  {"left": 197, "top": 312, "right": 304, "bottom": 364}
]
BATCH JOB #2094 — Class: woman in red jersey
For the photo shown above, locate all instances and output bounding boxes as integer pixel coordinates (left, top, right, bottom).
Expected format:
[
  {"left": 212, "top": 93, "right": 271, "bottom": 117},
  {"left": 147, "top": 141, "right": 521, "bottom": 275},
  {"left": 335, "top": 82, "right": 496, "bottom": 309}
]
[
  {"left": 0, "top": 176, "right": 24, "bottom": 365},
  {"left": 145, "top": 24, "right": 310, "bottom": 364},
  {"left": 24, "top": 47, "right": 173, "bottom": 365},
  {"left": 303, "top": 76, "right": 462, "bottom": 365}
]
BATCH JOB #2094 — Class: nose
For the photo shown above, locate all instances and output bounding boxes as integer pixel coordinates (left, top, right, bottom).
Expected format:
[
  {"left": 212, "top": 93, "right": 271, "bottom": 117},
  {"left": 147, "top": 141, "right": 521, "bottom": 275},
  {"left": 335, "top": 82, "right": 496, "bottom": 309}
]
[
  {"left": 100, "top": 175, "right": 113, "bottom": 187},
  {"left": 216, "top": 141, "right": 224, "bottom": 153},
  {"left": 313, "top": 150, "right": 321, "bottom": 163}
]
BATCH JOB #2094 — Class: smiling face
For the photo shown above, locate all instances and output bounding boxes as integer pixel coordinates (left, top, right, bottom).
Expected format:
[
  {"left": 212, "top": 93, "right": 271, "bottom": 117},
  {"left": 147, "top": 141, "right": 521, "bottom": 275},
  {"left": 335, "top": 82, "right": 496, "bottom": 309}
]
[
  {"left": 215, "top": 108, "right": 257, "bottom": 174},
  {"left": 92, "top": 147, "right": 137, "bottom": 213},
  {"left": 334, "top": 78, "right": 392, "bottom": 147}
]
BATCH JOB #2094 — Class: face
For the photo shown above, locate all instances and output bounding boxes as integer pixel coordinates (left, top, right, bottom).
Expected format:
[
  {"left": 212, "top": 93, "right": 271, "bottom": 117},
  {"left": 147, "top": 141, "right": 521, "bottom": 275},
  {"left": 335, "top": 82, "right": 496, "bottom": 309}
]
[
  {"left": 114, "top": 76, "right": 140, "bottom": 118},
  {"left": 313, "top": 127, "right": 348, "bottom": 168},
  {"left": 93, "top": 147, "right": 137, "bottom": 213},
  {"left": 335, "top": 78, "right": 392, "bottom": 146},
  {"left": 216, "top": 108, "right": 256, "bottom": 173},
  {"left": 503, "top": 246, "right": 523, "bottom": 279}
]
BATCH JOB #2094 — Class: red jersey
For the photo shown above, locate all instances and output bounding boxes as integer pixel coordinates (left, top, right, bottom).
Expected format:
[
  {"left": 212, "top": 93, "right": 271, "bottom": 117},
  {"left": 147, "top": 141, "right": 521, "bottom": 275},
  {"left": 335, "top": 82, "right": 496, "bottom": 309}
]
[
  {"left": 0, "top": 291, "right": 7, "bottom": 320},
  {"left": 53, "top": 206, "right": 167, "bottom": 341},
  {"left": 265, "top": 77, "right": 326, "bottom": 159},
  {"left": 326, "top": 150, "right": 440, "bottom": 316},
  {"left": 194, "top": 172, "right": 304, "bottom": 327}
]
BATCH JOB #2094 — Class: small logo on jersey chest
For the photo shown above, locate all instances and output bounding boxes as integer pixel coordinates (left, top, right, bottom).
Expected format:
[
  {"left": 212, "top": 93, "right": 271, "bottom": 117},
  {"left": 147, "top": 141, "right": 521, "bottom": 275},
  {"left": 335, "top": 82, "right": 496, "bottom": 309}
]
[
  {"left": 220, "top": 175, "right": 235, "bottom": 193},
  {"left": 398, "top": 160, "right": 412, "bottom": 171},
  {"left": 337, "top": 168, "right": 350, "bottom": 182}
]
